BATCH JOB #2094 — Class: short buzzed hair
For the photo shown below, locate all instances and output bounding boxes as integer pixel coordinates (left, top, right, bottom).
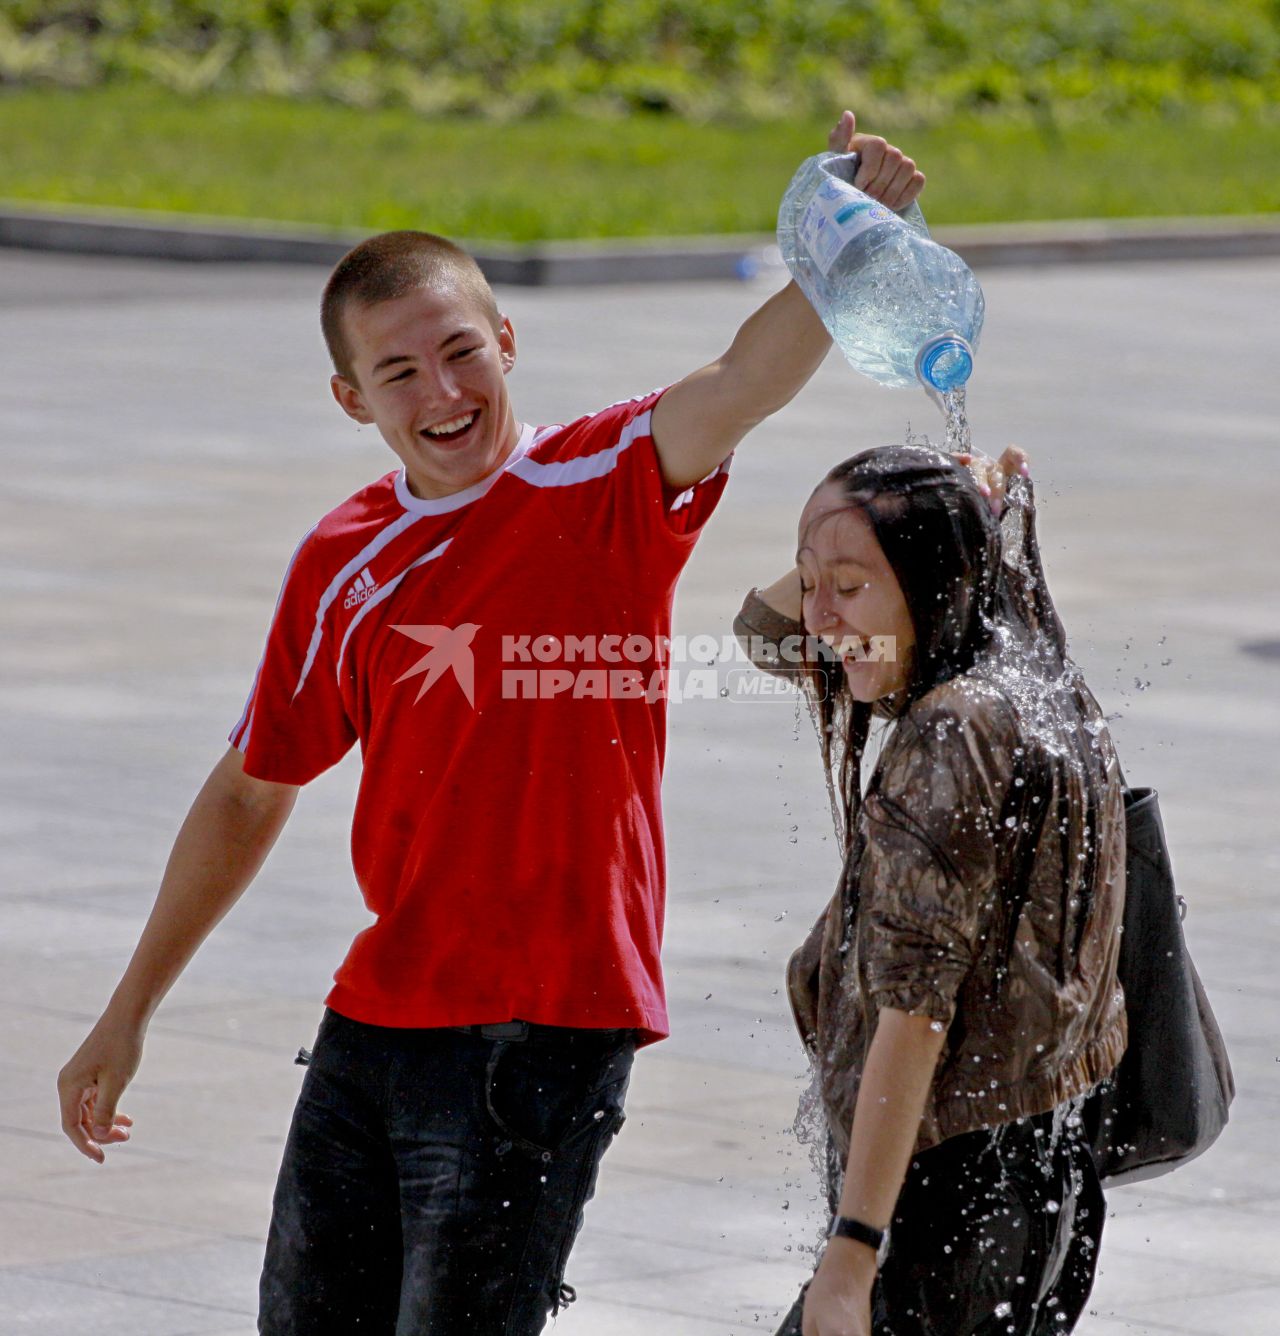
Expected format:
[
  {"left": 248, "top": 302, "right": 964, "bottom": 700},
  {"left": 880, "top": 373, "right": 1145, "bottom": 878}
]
[{"left": 321, "top": 230, "right": 502, "bottom": 383}]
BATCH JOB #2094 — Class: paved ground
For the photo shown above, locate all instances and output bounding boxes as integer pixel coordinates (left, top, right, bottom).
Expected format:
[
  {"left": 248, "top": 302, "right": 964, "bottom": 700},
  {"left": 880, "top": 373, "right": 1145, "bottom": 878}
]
[{"left": 2, "top": 248, "right": 1278, "bottom": 1335}]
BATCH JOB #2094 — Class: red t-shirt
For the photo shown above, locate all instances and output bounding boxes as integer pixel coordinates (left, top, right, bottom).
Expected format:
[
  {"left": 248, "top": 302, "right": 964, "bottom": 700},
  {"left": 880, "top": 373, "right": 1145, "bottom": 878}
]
[{"left": 230, "top": 390, "right": 727, "bottom": 1042}]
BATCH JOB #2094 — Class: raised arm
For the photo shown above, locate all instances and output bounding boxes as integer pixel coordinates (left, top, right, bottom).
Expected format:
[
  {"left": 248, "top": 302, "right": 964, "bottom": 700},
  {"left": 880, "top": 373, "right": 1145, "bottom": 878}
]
[
  {"left": 652, "top": 111, "right": 925, "bottom": 491},
  {"left": 57, "top": 746, "right": 298, "bottom": 1162}
]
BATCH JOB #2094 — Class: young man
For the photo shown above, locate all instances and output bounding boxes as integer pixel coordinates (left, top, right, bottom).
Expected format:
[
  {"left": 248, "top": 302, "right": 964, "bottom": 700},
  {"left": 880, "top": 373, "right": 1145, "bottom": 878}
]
[{"left": 57, "top": 113, "right": 925, "bottom": 1333}]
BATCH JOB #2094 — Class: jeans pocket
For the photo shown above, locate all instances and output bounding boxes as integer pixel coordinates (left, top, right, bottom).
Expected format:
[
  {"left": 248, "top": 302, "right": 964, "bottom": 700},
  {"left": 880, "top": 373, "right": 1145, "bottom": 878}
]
[{"left": 484, "top": 1033, "right": 633, "bottom": 1160}]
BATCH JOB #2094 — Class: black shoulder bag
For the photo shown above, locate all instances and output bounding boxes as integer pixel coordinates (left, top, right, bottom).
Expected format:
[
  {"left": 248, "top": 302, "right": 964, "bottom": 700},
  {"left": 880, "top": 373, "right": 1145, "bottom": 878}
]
[{"left": 1082, "top": 782, "right": 1235, "bottom": 1185}]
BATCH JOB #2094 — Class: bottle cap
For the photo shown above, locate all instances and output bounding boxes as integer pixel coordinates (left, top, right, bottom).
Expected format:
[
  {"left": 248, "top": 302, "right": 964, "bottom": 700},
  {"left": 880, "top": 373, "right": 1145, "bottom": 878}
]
[{"left": 916, "top": 334, "right": 974, "bottom": 392}]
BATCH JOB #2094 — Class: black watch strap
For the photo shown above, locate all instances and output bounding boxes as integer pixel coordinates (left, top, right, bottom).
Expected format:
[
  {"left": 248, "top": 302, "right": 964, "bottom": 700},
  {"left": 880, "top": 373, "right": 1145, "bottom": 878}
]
[{"left": 828, "top": 1216, "right": 885, "bottom": 1250}]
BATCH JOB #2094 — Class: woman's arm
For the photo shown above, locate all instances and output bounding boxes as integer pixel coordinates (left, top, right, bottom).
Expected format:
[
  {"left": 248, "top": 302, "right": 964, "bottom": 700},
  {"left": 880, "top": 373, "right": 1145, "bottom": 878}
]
[
  {"left": 800, "top": 1008, "right": 947, "bottom": 1336},
  {"left": 733, "top": 571, "right": 807, "bottom": 681},
  {"left": 756, "top": 568, "right": 803, "bottom": 622}
]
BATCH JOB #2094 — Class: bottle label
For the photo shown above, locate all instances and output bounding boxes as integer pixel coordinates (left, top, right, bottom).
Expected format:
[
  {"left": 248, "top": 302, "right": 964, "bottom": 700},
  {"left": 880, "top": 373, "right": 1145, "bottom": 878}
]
[{"left": 798, "top": 177, "right": 897, "bottom": 277}]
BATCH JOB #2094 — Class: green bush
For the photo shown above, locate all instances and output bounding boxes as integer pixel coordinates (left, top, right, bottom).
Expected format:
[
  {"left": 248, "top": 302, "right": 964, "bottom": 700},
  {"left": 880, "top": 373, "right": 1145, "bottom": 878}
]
[{"left": 1, "top": 0, "right": 1277, "bottom": 123}]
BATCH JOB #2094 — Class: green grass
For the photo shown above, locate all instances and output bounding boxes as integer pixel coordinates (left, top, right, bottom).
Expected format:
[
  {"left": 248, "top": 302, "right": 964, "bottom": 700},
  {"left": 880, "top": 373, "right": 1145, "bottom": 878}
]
[{"left": 4, "top": 86, "right": 1278, "bottom": 240}]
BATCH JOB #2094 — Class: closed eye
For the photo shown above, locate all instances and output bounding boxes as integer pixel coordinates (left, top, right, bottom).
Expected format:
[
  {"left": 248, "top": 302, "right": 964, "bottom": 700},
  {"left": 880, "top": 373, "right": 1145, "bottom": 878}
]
[
  {"left": 449, "top": 346, "right": 479, "bottom": 360},
  {"left": 385, "top": 367, "right": 415, "bottom": 383}
]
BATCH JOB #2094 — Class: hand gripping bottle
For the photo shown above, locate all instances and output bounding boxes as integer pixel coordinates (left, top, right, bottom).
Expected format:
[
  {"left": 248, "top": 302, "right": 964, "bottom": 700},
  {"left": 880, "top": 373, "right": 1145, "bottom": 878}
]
[{"left": 777, "top": 152, "right": 984, "bottom": 394}]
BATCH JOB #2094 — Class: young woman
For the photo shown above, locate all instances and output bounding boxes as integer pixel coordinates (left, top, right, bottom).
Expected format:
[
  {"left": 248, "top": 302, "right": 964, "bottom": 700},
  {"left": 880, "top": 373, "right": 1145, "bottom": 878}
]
[{"left": 734, "top": 446, "right": 1126, "bottom": 1336}]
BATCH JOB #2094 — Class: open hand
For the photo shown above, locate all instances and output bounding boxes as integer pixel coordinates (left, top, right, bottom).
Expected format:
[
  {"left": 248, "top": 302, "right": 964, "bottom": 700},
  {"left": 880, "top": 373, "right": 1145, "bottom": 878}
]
[
  {"left": 827, "top": 110, "right": 925, "bottom": 213},
  {"left": 954, "top": 445, "right": 1031, "bottom": 517}
]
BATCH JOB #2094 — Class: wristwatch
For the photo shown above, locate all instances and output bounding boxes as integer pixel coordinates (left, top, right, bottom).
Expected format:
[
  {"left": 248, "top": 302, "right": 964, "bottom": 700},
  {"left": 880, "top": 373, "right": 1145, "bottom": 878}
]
[{"left": 827, "top": 1216, "right": 885, "bottom": 1251}]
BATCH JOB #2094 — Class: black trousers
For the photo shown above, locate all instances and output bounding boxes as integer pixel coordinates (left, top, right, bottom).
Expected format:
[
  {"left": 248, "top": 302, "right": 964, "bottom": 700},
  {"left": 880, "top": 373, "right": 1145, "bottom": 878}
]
[
  {"left": 776, "top": 1108, "right": 1105, "bottom": 1335},
  {"left": 259, "top": 1009, "right": 634, "bottom": 1336}
]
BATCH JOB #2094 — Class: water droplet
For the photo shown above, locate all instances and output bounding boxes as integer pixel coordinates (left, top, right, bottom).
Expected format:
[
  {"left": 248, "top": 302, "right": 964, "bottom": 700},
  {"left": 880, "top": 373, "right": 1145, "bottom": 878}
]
[
  {"left": 929, "top": 1020, "right": 944, "bottom": 1032},
  {"left": 995, "top": 1302, "right": 1012, "bottom": 1318},
  {"left": 1045, "top": 1200, "right": 1060, "bottom": 1214}
]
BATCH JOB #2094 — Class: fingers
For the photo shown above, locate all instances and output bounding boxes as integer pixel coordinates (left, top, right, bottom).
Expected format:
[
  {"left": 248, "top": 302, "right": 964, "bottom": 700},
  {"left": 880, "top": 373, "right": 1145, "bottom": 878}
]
[
  {"left": 90, "top": 1071, "right": 127, "bottom": 1143},
  {"left": 850, "top": 135, "right": 905, "bottom": 198},
  {"left": 953, "top": 451, "right": 1002, "bottom": 512},
  {"left": 846, "top": 131, "right": 925, "bottom": 211},
  {"left": 58, "top": 1074, "right": 105, "bottom": 1163},
  {"left": 882, "top": 159, "right": 925, "bottom": 212},
  {"left": 827, "top": 117, "right": 925, "bottom": 212},
  {"left": 827, "top": 109, "right": 857, "bottom": 154},
  {"left": 58, "top": 1064, "right": 133, "bottom": 1163},
  {"left": 850, "top": 134, "right": 889, "bottom": 190},
  {"left": 999, "top": 444, "right": 1031, "bottom": 478}
]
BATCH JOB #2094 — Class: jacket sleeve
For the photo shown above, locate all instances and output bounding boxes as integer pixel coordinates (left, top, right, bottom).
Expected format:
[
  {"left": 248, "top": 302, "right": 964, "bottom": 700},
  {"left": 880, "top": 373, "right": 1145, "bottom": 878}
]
[
  {"left": 733, "top": 588, "right": 809, "bottom": 681},
  {"left": 857, "top": 691, "right": 1016, "bottom": 1024}
]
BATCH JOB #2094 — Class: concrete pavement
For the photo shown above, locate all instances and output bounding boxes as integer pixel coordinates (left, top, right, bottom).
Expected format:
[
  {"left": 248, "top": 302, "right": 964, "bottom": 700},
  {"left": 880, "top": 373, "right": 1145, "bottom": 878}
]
[{"left": 2, "top": 249, "right": 1279, "bottom": 1333}]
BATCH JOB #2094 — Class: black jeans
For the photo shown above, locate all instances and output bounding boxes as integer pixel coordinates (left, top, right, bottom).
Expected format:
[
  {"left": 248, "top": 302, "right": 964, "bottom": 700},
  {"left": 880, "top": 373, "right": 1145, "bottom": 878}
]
[
  {"left": 776, "top": 1108, "right": 1105, "bottom": 1335},
  {"left": 259, "top": 1009, "right": 634, "bottom": 1335}
]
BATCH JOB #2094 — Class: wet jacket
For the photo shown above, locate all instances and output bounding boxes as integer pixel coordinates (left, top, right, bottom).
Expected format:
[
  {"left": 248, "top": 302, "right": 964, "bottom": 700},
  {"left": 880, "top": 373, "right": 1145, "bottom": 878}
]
[{"left": 732, "top": 484, "right": 1127, "bottom": 1157}]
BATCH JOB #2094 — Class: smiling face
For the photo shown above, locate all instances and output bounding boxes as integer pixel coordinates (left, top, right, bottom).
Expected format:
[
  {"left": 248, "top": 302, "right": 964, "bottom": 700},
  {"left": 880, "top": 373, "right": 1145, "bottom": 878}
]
[
  {"left": 330, "top": 281, "right": 520, "bottom": 499},
  {"left": 797, "top": 480, "right": 917, "bottom": 703}
]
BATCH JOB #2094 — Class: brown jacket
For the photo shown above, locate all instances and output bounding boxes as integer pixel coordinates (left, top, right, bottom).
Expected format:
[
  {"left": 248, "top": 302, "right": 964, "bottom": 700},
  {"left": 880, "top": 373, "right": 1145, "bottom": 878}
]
[{"left": 733, "top": 490, "right": 1126, "bottom": 1158}]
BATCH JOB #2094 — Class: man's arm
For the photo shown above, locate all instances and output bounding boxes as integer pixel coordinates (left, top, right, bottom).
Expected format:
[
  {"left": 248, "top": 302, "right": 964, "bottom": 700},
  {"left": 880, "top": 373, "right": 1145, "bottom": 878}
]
[
  {"left": 57, "top": 746, "right": 299, "bottom": 1162},
  {"left": 652, "top": 111, "right": 925, "bottom": 492},
  {"left": 800, "top": 1009, "right": 947, "bottom": 1336}
]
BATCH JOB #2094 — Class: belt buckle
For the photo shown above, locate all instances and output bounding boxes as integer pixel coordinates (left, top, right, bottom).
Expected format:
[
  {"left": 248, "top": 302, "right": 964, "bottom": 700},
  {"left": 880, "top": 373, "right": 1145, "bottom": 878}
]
[{"left": 479, "top": 1020, "right": 528, "bottom": 1041}]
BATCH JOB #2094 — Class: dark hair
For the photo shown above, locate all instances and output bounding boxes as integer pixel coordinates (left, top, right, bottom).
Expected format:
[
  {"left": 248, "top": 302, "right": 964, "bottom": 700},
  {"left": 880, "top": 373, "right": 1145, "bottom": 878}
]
[
  {"left": 321, "top": 230, "right": 502, "bottom": 383},
  {"left": 804, "top": 444, "right": 1002, "bottom": 846}
]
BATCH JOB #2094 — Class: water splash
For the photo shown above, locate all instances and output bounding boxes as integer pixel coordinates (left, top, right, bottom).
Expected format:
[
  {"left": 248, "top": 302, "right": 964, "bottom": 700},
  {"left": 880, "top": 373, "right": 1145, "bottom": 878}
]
[
  {"left": 905, "top": 384, "right": 970, "bottom": 456},
  {"left": 791, "top": 1065, "right": 832, "bottom": 1262},
  {"left": 942, "top": 386, "right": 972, "bottom": 454}
]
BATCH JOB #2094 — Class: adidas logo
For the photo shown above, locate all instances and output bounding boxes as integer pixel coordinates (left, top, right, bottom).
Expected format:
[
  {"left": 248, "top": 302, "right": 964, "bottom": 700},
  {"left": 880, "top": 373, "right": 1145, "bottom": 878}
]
[{"left": 343, "top": 566, "right": 379, "bottom": 610}]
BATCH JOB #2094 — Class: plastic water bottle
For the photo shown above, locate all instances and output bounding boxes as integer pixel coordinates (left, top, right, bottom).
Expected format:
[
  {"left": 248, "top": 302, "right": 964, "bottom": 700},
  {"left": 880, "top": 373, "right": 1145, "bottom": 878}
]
[{"left": 777, "top": 152, "right": 985, "bottom": 393}]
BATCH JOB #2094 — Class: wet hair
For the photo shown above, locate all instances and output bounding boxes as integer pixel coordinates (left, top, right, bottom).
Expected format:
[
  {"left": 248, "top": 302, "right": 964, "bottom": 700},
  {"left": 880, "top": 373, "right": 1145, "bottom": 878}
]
[
  {"left": 802, "top": 445, "right": 1113, "bottom": 994},
  {"left": 321, "top": 230, "right": 502, "bottom": 383},
  {"left": 803, "top": 444, "right": 1002, "bottom": 845}
]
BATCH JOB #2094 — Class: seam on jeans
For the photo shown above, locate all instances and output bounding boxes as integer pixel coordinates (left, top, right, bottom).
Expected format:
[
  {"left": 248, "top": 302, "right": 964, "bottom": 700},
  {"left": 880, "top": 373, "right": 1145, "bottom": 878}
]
[
  {"left": 546, "top": 1108, "right": 626, "bottom": 1317},
  {"left": 491, "top": 1042, "right": 634, "bottom": 1334},
  {"left": 500, "top": 1104, "right": 625, "bottom": 1336},
  {"left": 499, "top": 1153, "right": 553, "bottom": 1336}
]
